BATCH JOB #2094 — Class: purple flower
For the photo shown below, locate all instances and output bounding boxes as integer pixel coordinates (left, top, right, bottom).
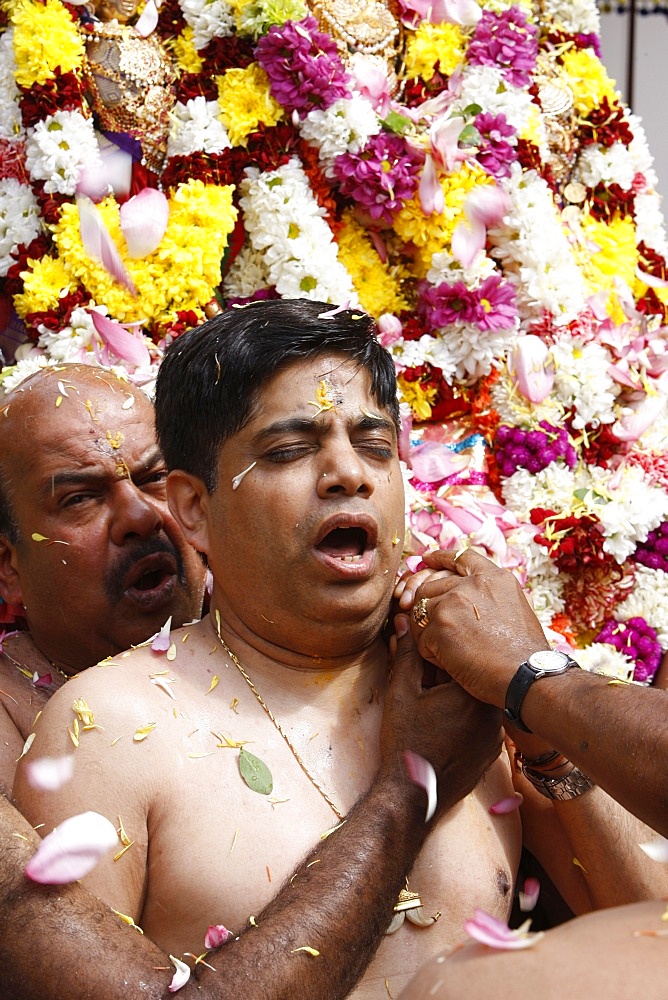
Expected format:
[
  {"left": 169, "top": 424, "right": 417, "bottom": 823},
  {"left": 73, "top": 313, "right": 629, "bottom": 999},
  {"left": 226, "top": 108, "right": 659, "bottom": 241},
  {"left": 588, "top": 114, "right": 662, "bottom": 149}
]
[
  {"left": 474, "top": 112, "right": 517, "bottom": 180},
  {"left": 333, "top": 132, "right": 423, "bottom": 224},
  {"left": 255, "top": 17, "right": 350, "bottom": 117},
  {"left": 467, "top": 7, "right": 538, "bottom": 89},
  {"left": 420, "top": 274, "right": 517, "bottom": 332},
  {"left": 594, "top": 616, "right": 662, "bottom": 684}
]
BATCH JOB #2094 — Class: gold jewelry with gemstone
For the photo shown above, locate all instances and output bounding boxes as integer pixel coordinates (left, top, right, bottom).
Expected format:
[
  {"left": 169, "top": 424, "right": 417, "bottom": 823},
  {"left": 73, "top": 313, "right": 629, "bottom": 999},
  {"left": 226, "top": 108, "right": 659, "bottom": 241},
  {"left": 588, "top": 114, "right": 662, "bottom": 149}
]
[
  {"left": 412, "top": 597, "right": 430, "bottom": 629},
  {"left": 212, "top": 611, "right": 438, "bottom": 933},
  {"left": 308, "top": 0, "right": 403, "bottom": 92}
]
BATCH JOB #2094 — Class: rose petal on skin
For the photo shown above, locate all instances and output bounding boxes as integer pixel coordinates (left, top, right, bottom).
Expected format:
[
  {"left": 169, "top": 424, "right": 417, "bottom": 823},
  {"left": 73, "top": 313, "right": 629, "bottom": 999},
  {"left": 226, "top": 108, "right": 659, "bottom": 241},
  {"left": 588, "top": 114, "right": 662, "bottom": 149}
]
[
  {"left": 489, "top": 792, "right": 523, "bottom": 815},
  {"left": 120, "top": 188, "right": 169, "bottom": 257},
  {"left": 519, "top": 876, "right": 541, "bottom": 912},
  {"left": 404, "top": 750, "right": 437, "bottom": 822},
  {"left": 168, "top": 956, "right": 191, "bottom": 993},
  {"left": 204, "top": 924, "right": 231, "bottom": 949},
  {"left": 464, "top": 909, "right": 544, "bottom": 950},
  {"left": 25, "top": 755, "right": 75, "bottom": 792},
  {"left": 151, "top": 616, "right": 173, "bottom": 653},
  {"left": 33, "top": 672, "right": 52, "bottom": 688},
  {"left": 25, "top": 811, "right": 119, "bottom": 885},
  {"left": 639, "top": 836, "right": 668, "bottom": 863}
]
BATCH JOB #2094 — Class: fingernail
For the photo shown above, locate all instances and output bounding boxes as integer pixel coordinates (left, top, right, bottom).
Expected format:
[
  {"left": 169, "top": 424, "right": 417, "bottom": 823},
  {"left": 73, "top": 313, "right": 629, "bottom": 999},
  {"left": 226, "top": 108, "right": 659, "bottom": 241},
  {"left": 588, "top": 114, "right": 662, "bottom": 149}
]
[
  {"left": 394, "top": 614, "right": 408, "bottom": 638},
  {"left": 398, "top": 589, "right": 413, "bottom": 609}
]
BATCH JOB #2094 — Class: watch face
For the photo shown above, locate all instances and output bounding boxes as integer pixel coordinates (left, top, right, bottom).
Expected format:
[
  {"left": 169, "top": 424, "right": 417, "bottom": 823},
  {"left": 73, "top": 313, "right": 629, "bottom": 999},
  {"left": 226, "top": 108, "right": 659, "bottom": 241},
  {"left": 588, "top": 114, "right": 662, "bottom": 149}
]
[{"left": 527, "top": 650, "right": 571, "bottom": 673}]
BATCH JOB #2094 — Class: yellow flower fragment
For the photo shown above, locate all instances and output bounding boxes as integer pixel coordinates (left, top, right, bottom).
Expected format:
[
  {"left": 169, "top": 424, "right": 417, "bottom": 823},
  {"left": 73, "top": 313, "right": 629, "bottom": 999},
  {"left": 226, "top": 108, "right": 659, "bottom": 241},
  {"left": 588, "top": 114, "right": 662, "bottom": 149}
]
[
  {"left": 321, "top": 819, "right": 347, "bottom": 840},
  {"left": 133, "top": 723, "right": 156, "bottom": 742},
  {"left": 68, "top": 718, "right": 79, "bottom": 748},
  {"left": 72, "top": 697, "right": 98, "bottom": 730},
  {"left": 230, "top": 697, "right": 239, "bottom": 714},
  {"left": 206, "top": 675, "right": 219, "bottom": 695},
  {"left": 111, "top": 909, "right": 144, "bottom": 933},
  {"left": 214, "top": 731, "right": 248, "bottom": 749},
  {"left": 113, "top": 843, "right": 134, "bottom": 862},
  {"left": 572, "top": 857, "right": 588, "bottom": 874},
  {"left": 166, "top": 643, "right": 177, "bottom": 661},
  {"left": 290, "top": 946, "right": 320, "bottom": 957},
  {"left": 31, "top": 533, "right": 49, "bottom": 542},
  {"left": 117, "top": 816, "right": 132, "bottom": 847},
  {"left": 18, "top": 732, "right": 35, "bottom": 760}
]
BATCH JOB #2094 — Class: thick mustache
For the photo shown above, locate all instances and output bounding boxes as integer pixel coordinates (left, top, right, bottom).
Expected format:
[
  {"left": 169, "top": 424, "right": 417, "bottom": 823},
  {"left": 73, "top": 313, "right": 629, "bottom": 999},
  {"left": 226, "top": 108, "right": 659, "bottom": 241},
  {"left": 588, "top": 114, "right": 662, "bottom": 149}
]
[{"left": 105, "top": 536, "right": 185, "bottom": 603}]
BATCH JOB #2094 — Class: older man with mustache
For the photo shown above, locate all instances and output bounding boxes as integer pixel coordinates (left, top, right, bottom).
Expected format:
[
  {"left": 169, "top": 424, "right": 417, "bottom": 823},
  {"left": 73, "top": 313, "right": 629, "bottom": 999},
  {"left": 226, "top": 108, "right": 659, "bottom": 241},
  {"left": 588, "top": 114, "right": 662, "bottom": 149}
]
[{"left": 0, "top": 363, "right": 207, "bottom": 793}]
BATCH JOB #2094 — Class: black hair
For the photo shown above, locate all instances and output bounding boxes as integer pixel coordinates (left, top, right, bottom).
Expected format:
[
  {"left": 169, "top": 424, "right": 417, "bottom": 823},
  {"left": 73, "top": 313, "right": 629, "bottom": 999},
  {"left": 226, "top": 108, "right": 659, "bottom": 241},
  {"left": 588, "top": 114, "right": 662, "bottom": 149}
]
[{"left": 155, "top": 298, "right": 400, "bottom": 491}]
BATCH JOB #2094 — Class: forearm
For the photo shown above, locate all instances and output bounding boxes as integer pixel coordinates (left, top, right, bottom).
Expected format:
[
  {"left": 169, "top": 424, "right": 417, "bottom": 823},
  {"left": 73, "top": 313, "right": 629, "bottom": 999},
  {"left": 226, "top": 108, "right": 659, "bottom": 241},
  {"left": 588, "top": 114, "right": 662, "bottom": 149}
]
[
  {"left": 193, "top": 768, "right": 431, "bottom": 999},
  {"left": 2, "top": 770, "right": 431, "bottom": 1000},
  {"left": 520, "top": 669, "right": 668, "bottom": 837}
]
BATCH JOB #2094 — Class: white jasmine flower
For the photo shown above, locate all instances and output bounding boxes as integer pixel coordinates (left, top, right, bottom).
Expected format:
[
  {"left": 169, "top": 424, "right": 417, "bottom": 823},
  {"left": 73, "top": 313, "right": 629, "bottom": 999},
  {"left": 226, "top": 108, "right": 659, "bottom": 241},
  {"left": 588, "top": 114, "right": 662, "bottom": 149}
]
[
  {"left": 634, "top": 191, "right": 668, "bottom": 257},
  {"left": 540, "top": 0, "right": 600, "bottom": 35},
  {"left": 427, "top": 248, "right": 497, "bottom": 287},
  {"left": 489, "top": 361, "right": 565, "bottom": 428},
  {"left": 551, "top": 337, "right": 619, "bottom": 429},
  {"left": 576, "top": 643, "right": 634, "bottom": 682},
  {"left": 501, "top": 465, "right": 578, "bottom": 520},
  {"left": 627, "top": 113, "right": 660, "bottom": 189},
  {"left": 0, "top": 179, "right": 41, "bottom": 277},
  {"left": 0, "top": 355, "right": 52, "bottom": 394},
  {"left": 222, "top": 241, "right": 271, "bottom": 299},
  {"left": 428, "top": 322, "right": 516, "bottom": 383},
  {"left": 167, "top": 98, "right": 231, "bottom": 157},
  {"left": 457, "top": 66, "right": 536, "bottom": 137},
  {"left": 489, "top": 164, "right": 588, "bottom": 325},
  {"left": 300, "top": 96, "right": 381, "bottom": 176},
  {"left": 595, "top": 465, "right": 668, "bottom": 563},
  {"left": 25, "top": 111, "right": 100, "bottom": 195},
  {"left": 240, "top": 159, "right": 358, "bottom": 305},
  {"left": 577, "top": 142, "right": 635, "bottom": 190},
  {"left": 0, "top": 30, "right": 22, "bottom": 141},
  {"left": 179, "top": 0, "right": 234, "bottom": 49},
  {"left": 615, "top": 566, "right": 668, "bottom": 649}
]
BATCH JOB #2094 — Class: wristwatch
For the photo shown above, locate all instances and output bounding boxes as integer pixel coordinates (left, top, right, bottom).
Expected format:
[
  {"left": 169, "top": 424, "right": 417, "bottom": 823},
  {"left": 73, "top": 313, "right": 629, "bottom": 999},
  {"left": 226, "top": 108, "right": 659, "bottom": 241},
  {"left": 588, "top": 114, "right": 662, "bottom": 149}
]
[{"left": 504, "top": 650, "right": 579, "bottom": 733}]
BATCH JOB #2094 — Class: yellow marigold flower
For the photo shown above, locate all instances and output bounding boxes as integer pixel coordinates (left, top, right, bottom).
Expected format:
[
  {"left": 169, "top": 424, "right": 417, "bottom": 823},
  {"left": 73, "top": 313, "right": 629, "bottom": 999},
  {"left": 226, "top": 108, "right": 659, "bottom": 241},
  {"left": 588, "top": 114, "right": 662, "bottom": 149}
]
[
  {"left": 217, "top": 64, "right": 283, "bottom": 147},
  {"left": 49, "top": 183, "right": 237, "bottom": 330},
  {"left": 14, "top": 255, "right": 74, "bottom": 317},
  {"left": 561, "top": 49, "right": 618, "bottom": 116},
  {"left": 337, "top": 210, "right": 409, "bottom": 319},
  {"left": 519, "top": 103, "right": 546, "bottom": 150},
  {"left": 575, "top": 213, "right": 637, "bottom": 324},
  {"left": 394, "top": 164, "right": 489, "bottom": 276},
  {"left": 11, "top": 0, "right": 85, "bottom": 87},
  {"left": 397, "top": 374, "right": 437, "bottom": 422},
  {"left": 167, "top": 26, "right": 203, "bottom": 74},
  {"left": 404, "top": 23, "right": 466, "bottom": 82}
]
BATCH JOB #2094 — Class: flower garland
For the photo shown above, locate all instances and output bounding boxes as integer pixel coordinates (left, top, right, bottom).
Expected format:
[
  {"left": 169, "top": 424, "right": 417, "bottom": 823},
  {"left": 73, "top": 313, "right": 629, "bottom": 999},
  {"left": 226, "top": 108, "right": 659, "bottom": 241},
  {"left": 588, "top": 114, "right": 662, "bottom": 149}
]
[{"left": 2, "top": 0, "right": 668, "bottom": 685}]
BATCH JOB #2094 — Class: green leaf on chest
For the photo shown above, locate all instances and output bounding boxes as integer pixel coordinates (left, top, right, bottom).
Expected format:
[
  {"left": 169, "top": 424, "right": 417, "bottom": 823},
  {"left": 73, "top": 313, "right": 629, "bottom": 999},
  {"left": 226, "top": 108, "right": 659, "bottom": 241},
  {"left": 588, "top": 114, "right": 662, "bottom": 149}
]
[{"left": 239, "top": 746, "right": 273, "bottom": 795}]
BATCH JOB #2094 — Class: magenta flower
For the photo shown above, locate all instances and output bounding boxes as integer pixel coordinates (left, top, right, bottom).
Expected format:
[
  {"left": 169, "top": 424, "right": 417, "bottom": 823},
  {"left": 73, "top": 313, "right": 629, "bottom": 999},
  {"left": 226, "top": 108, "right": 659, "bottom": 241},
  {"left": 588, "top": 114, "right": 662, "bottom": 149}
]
[
  {"left": 594, "top": 616, "right": 662, "bottom": 684},
  {"left": 420, "top": 274, "right": 518, "bottom": 332},
  {"left": 255, "top": 17, "right": 350, "bottom": 117},
  {"left": 333, "top": 132, "right": 423, "bottom": 224},
  {"left": 474, "top": 112, "right": 517, "bottom": 180},
  {"left": 467, "top": 7, "right": 538, "bottom": 88}
]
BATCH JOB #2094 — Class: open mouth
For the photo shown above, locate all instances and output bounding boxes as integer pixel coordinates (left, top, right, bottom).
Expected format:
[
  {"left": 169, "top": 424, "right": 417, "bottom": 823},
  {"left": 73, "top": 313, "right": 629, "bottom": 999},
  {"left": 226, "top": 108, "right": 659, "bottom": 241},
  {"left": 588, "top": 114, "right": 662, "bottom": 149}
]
[
  {"left": 122, "top": 552, "right": 178, "bottom": 607},
  {"left": 316, "top": 526, "right": 369, "bottom": 563}
]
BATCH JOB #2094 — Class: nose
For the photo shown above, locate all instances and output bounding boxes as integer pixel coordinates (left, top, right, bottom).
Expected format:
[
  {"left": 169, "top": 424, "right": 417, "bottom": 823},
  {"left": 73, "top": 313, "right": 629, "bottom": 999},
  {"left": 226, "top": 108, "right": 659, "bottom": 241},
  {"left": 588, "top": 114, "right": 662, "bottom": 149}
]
[
  {"left": 316, "top": 441, "right": 375, "bottom": 500},
  {"left": 110, "top": 480, "right": 164, "bottom": 545}
]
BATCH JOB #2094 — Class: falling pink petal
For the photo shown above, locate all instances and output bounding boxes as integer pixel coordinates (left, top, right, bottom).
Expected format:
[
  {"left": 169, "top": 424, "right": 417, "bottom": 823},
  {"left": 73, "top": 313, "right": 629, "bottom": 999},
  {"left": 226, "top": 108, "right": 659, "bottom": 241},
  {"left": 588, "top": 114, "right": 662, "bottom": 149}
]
[
  {"left": 399, "top": 0, "right": 480, "bottom": 24},
  {"left": 33, "top": 672, "right": 52, "bottom": 687},
  {"left": 419, "top": 153, "right": 444, "bottom": 216},
  {"left": 464, "top": 909, "right": 544, "bottom": 950},
  {"left": 90, "top": 310, "right": 151, "bottom": 368},
  {"left": 25, "top": 811, "right": 118, "bottom": 884},
  {"left": 411, "top": 442, "right": 468, "bottom": 483},
  {"left": 377, "top": 313, "right": 402, "bottom": 346},
  {"left": 404, "top": 749, "right": 437, "bottom": 822},
  {"left": 612, "top": 393, "right": 666, "bottom": 442},
  {"left": 465, "top": 184, "right": 510, "bottom": 228},
  {"left": 348, "top": 53, "right": 391, "bottom": 115},
  {"left": 636, "top": 266, "right": 668, "bottom": 289},
  {"left": 429, "top": 115, "right": 466, "bottom": 172},
  {"left": 120, "top": 188, "right": 169, "bottom": 258},
  {"left": 151, "top": 615, "right": 173, "bottom": 653},
  {"left": 76, "top": 143, "right": 133, "bottom": 202},
  {"left": 510, "top": 335, "right": 554, "bottom": 403},
  {"left": 639, "top": 836, "right": 668, "bottom": 863},
  {"left": 77, "top": 196, "right": 137, "bottom": 295},
  {"left": 519, "top": 876, "right": 541, "bottom": 912},
  {"left": 369, "top": 229, "right": 388, "bottom": 264},
  {"left": 168, "top": 956, "right": 191, "bottom": 993},
  {"left": 25, "top": 755, "right": 75, "bottom": 792},
  {"left": 318, "top": 301, "right": 351, "bottom": 319},
  {"left": 404, "top": 555, "right": 426, "bottom": 573},
  {"left": 134, "top": 0, "right": 159, "bottom": 36},
  {"left": 451, "top": 217, "right": 486, "bottom": 268},
  {"left": 489, "top": 792, "right": 523, "bottom": 815},
  {"left": 205, "top": 923, "right": 231, "bottom": 949},
  {"left": 0, "top": 628, "right": 20, "bottom": 654}
]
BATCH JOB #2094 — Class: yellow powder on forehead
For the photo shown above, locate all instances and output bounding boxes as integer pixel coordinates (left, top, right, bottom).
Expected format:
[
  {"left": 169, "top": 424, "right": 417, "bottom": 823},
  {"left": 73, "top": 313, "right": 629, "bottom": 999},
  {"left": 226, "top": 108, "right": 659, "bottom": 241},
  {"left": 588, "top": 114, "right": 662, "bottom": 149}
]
[
  {"left": 106, "top": 430, "right": 125, "bottom": 450},
  {"left": 309, "top": 379, "right": 336, "bottom": 415}
]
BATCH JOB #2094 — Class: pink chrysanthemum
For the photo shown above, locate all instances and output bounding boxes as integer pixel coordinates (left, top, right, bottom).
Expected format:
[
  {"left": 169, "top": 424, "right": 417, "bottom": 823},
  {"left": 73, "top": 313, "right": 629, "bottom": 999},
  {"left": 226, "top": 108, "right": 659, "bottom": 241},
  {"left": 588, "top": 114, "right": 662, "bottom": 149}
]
[
  {"left": 594, "top": 616, "right": 662, "bottom": 683},
  {"left": 467, "top": 7, "right": 538, "bottom": 88},
  {"left": 474, "top": 112, "right": 517, "bottom": 180},
  {"left": 333, "top": 132, "right": 423, "bottom": 224},
  {"left": 255, "top": 17, "right": 350, "bottom": 117},
  {"left": 420, "top": 274, "right": 518, "bottom": 332}
]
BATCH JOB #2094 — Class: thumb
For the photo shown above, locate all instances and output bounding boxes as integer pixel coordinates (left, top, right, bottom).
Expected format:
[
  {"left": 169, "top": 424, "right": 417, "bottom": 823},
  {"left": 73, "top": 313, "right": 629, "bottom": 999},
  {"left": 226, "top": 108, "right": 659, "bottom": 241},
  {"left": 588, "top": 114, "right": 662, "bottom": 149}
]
[{"left": 389, "top": 614, "right": 424, "bottom": 695}]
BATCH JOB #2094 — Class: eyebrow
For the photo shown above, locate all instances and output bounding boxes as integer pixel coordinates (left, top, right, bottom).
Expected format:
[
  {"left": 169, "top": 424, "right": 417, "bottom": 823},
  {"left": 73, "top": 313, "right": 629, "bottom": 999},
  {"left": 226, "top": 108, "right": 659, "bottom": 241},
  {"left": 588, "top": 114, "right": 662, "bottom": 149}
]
[
  {"left": 38, "top": 448, "right": 164, "bottom": 500},
  {"left": 251, "top": 414, "right": 397, "bottom": 445}
]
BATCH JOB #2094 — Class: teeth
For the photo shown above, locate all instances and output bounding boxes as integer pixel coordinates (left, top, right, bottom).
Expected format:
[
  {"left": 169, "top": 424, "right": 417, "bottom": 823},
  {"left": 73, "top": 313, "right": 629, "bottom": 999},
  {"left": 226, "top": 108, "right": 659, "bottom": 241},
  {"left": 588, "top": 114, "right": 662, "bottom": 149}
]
[{"left": 340, "top": 554, "right": 363, "bottom": 562}]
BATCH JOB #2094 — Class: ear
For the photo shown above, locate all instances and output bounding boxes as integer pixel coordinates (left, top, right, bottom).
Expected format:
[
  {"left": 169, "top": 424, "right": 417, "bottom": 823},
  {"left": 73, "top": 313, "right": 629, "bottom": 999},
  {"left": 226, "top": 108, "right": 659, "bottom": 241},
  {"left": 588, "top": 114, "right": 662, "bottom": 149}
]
[
  {"left": 167, "top": 470, "right": 213, "bottom": 557},
  {"left": 0, "top": 536, "right": 24, "bottom": 607}
]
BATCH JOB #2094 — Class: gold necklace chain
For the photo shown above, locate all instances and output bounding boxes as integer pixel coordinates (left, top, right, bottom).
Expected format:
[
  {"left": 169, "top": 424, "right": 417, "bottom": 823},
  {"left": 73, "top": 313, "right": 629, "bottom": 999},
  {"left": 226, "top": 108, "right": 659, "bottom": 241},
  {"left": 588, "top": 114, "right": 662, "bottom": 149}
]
[
  {"left": 212, "top": 611, "right": 439, "bottom": 932},
  {"left": 214, "top": 613, "right": 344, "bottom": 822}
]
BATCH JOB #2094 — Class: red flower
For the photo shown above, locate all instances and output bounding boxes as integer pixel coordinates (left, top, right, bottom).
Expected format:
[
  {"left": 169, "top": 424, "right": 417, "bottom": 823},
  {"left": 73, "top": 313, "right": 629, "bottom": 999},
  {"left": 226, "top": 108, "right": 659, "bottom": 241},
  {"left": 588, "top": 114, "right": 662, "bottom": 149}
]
[
  {"left": 19, "top": 72, "right": 87, "bottom": 129},
  {"left": 578, "top": 97, "right": 633, "bottom": 149},
  {"left": 176, "top": 73, "right": 219, "bottom": 103}
]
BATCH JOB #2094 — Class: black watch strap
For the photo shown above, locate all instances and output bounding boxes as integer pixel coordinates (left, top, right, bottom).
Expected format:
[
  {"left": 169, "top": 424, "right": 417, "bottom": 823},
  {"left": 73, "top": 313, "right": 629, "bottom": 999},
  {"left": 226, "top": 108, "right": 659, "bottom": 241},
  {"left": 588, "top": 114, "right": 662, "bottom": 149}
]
[{"left": 503, "top": 662, "right": 536, "bottom": 732}]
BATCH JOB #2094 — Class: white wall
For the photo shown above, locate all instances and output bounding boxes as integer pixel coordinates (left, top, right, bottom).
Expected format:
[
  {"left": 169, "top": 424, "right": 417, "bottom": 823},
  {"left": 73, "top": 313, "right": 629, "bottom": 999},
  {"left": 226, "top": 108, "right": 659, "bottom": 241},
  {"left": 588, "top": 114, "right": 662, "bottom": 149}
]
[{"left": 599, "top": 9, "right": 668, "bottom": 198}]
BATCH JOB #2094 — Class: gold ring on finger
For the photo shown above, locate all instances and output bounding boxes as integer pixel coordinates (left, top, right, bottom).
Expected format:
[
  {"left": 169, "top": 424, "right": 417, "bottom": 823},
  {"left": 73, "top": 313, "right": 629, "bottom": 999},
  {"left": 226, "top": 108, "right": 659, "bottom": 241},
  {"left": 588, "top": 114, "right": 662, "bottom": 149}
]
[{"left": 413, "top": 597, "right": 430, "bottom": 629}]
